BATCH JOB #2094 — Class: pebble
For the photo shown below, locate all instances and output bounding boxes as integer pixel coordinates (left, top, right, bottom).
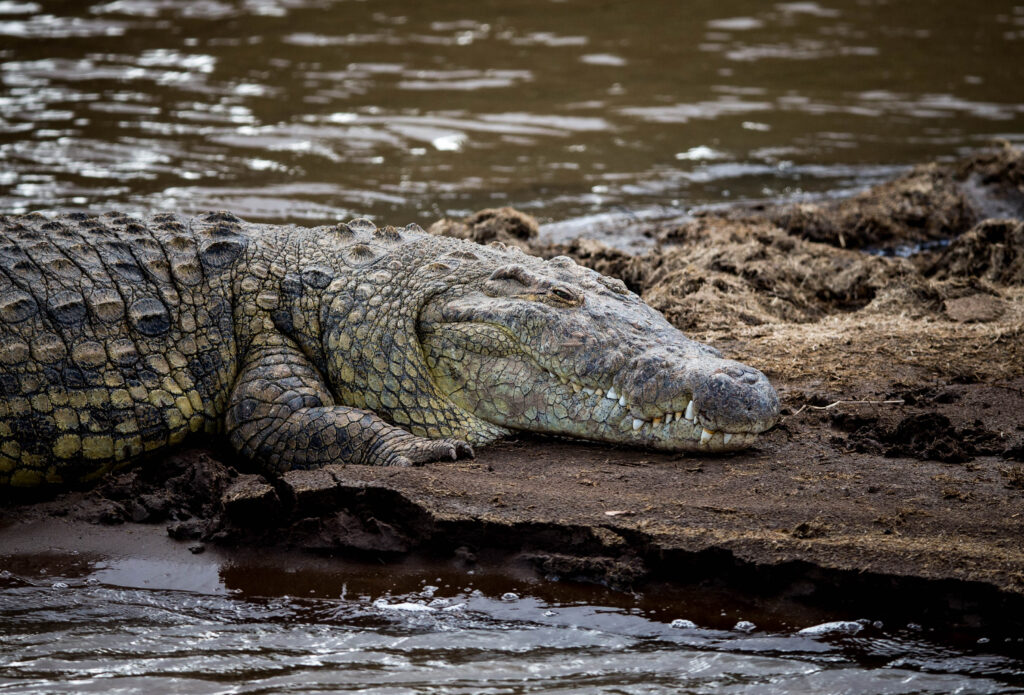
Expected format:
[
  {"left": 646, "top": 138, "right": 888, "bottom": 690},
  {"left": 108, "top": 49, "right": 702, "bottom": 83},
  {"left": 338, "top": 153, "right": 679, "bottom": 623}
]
[
  {"left": 670, "top": 619, "right": 698, "bottom": 629},
  {"left": 797, "top": 621, "right": 863, "bottom": 636}
]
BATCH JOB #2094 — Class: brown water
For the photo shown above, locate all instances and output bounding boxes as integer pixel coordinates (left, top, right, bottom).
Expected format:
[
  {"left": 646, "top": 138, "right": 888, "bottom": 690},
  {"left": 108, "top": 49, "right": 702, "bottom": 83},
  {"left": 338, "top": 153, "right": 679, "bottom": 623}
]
[
  {"left": 2, "top": 0, "right": 1023, "bottom": 248},
  {"left": 2, "top": 0, "right": 1024, "bottom": 691},
  {"left": 2, "top": 533, "right": 1024, "bottom": 694}
]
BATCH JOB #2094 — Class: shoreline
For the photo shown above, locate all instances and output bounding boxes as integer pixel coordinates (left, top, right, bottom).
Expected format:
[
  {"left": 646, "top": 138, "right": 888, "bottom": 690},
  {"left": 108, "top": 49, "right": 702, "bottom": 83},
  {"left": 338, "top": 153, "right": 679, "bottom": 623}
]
[{"left": 2, "top": 146, "right": 1023, "bottom": 634}]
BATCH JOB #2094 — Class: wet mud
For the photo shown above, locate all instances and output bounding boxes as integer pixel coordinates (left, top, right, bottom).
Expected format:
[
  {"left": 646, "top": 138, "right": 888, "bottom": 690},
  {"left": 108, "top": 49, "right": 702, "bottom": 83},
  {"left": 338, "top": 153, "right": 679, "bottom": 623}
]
[{"left": 3, "top": 147, "right": 1024, "bottom": 633}]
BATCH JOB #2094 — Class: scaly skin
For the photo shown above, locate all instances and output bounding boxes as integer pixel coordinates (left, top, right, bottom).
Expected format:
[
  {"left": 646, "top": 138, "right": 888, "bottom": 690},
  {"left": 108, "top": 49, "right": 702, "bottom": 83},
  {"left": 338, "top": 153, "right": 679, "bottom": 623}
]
[{"left": 0, "top": 211, "right": 779, "bottom": 488}]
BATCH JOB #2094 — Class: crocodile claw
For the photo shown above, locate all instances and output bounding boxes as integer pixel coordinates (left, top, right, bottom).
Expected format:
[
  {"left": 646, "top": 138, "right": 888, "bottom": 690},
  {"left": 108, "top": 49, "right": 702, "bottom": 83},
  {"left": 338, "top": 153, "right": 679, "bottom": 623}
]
[{"left": 386, "top": 437, "right": 475, "bottom": 467}]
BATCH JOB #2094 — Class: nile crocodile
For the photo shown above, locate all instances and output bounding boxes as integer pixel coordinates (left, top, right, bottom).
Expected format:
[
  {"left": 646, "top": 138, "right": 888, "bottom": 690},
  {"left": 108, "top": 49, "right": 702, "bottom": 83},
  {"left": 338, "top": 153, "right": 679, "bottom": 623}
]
[{"left": 0, "top": 211, "right": 779, "bottom": 488}]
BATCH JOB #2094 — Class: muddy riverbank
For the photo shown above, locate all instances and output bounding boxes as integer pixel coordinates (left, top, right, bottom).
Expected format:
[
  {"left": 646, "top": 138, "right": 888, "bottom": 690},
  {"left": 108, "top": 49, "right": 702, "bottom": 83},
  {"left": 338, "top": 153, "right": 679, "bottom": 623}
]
[{"left": 3, "top": 147, "right": 1024, "bottom": 635}]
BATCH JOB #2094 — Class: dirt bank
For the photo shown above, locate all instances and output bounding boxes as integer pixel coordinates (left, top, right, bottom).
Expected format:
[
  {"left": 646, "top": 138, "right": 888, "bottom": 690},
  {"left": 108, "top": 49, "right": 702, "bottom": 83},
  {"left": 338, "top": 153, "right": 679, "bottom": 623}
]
[{"left": 3, "top": 147, "right": 1024, "bottom": 631}]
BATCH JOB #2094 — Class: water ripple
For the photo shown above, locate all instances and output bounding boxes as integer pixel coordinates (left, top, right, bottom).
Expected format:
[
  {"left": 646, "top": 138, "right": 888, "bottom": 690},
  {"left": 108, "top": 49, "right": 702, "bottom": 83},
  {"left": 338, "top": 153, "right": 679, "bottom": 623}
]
[
  {"left": 0, "top": 0, "right": 1022, "bottom": 243},
  {"left": 1, "top": 580, "right": 1021, "bottom": 694}
]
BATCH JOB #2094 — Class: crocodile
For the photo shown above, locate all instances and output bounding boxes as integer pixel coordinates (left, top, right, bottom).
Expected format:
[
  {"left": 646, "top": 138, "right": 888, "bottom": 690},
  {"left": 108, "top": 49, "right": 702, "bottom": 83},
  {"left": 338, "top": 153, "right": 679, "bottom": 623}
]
[{"left": 0, "top": 211, "right": 779, "bottom": 488}]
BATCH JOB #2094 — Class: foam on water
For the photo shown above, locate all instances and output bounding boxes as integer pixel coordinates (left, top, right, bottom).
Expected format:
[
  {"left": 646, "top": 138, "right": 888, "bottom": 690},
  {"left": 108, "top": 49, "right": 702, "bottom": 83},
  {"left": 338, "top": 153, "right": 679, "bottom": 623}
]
[{"left": 1, "top": 568, "right": 1022, "bottom": 695}]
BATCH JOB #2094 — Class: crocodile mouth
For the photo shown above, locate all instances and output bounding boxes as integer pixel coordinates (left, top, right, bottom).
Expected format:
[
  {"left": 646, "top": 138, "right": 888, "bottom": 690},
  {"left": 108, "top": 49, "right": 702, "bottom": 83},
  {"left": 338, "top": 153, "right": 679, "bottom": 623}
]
[
  {"left": 534, "top": 368, "right": 766, "bottom": 451},
  {"left": 420, "top": 321, "right": 777, "bottom": 452}
]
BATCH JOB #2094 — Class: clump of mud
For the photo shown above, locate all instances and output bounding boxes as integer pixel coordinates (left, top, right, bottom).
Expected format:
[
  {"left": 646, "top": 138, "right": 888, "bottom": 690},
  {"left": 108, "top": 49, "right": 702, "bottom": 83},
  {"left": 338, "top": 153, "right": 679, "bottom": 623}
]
[
  {"left": 486, "top": 148, "right": 1024, "bottom": 334},
  {"left": 428, "top": 206, "right": 538, "bottom": 248},
  {"left": 641, "top": 219, "right": 935, "bottom": 331},
  {"left": 9, "top": 450, "right": 240, "bottom": 538},
  {"left": 926, "top": 218, "right": 1024, "bottom": 284},
  {"left": 740, "top": 143, "right": 1024, "bottom": 252},
  {"left": 833, "top": 412, "right": 1004, "bottom": 464},
  {"left": 764, "top": 162, "right": 975, "bottom": 250},
  {"left": 957, "top": 143, "right": 1024, "bottom": 210},
  {"left": 538, "top": 237, "right": 648, "bottom": 294},
  {"left": 532, "top": 218, "right": 941, "bottom": 332}
]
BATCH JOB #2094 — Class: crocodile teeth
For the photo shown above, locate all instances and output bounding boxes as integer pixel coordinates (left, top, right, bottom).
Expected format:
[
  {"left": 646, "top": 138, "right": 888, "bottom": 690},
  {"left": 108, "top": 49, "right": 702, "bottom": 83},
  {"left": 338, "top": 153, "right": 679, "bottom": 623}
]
[
  {"left": 632, "top": 418, "right": 644, "bottom": 431},
  {"left": 606, "top": 386, "right": 618, "bottom": 400},
  {"left": 684, "top": 401, "right": 695, "bottom": 421},
  {"left": 664, "top": 412, "right": 673, "bottom": 424},
  {"left": 723, "top": 433, "right": 733, "bottom": 445},
  {"left": 652, "top": 417, "right": 663, "bottom": 426},
  {"left": 675, "top": 411, "right": 683, "bottom": 420},
  {"left": 700, "top": 428, "right": 713, "bottom": 444},
  {"left": 618, "top": 395, "right": 626, "bottom": 407}
]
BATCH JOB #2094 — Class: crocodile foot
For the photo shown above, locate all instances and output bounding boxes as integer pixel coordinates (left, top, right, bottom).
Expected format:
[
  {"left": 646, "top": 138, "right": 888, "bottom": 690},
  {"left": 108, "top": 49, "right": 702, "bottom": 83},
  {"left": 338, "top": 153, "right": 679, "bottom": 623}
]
[{"left": 382, "top": 436, "right": 475, "bottom": 467}]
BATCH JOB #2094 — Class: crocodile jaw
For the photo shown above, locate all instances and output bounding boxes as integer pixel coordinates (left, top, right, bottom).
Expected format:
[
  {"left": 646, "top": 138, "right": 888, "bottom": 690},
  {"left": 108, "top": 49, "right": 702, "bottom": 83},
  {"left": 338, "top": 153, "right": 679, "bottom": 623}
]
[
  {"left": 532, "top": 361, "right": 777, "bottom": 451},
  {"left": 415, "top": 246, "right": 779, "bottom": 452},
  {"left": 420, "top": 322, "right": 779, "bottom": 452}
]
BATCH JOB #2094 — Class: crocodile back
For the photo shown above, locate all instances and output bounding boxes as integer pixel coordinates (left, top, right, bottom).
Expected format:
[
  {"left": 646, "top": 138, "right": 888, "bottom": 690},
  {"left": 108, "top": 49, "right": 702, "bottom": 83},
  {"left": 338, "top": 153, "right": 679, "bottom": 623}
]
[{"left": 0, "top": 212, "right": 239, "bottom": 486}]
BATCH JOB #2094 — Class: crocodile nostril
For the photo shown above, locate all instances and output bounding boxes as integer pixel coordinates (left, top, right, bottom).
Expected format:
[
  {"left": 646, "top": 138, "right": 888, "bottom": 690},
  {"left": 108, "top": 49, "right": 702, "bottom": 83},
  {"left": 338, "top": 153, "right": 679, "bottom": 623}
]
[{"left": 720, "top": 365, "right": 760, "bottom": 384}]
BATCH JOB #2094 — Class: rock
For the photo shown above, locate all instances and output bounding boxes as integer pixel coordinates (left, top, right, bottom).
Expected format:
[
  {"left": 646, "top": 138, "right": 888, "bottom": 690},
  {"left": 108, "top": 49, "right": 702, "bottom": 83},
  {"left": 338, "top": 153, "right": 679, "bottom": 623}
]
[
  {"left": 221, "top": 474, "right": 280, "bottom": 525},
  {"left": 166, "top": 518, "right": 209, "bottom": 540},
  {"left": 279, "top": 468, "right": 340, "bottom": 515}
]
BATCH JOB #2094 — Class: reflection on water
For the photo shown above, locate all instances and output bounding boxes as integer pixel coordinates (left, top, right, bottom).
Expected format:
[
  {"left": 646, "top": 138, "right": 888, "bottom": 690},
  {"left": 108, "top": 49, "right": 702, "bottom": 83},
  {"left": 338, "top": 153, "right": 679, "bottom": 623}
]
[
  {"left": 1, "top": 549, "right": 1023, "bottom": 694},
  {"left": 1, "top": 0, "right": 1023, "bottom": 233}
]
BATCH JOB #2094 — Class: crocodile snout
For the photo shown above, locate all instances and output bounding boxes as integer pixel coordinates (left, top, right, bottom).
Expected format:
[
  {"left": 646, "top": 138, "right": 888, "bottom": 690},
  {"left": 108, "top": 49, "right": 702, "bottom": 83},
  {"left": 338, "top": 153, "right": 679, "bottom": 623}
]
[
  {"left": 696, "top": 360, "right": 779, "bottom": 433},
  {"left": 720, "top": 364, "right": 762, "bottom": 385}
]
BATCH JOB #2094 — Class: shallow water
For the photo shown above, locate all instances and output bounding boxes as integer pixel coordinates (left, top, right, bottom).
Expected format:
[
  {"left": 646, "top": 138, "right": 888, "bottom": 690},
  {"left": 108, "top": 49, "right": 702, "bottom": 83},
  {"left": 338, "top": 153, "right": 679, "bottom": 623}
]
[
  {"left": 2, "top": 545, "right": 1023, "bottom": 695},
  {"left": 2, "top": 1, "right": 1024, "bottom": 691},
  {"left": 2, "top": 0, "right": 1023, "bottom": 249}
]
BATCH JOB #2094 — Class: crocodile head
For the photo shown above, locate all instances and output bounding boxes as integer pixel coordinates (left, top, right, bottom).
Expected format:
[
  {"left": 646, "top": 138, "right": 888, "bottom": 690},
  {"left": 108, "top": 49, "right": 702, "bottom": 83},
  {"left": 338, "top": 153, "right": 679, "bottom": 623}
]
[{"left": 418, "top": 250, "right": 779, "bottom": 451}]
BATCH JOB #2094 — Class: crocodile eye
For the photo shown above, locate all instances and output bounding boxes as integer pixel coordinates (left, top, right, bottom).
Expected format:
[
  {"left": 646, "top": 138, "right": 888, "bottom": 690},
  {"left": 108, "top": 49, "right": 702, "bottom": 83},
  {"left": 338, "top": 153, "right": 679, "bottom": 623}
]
[{"left": 550, "top": 286, "right": 578, "bottom": 303}]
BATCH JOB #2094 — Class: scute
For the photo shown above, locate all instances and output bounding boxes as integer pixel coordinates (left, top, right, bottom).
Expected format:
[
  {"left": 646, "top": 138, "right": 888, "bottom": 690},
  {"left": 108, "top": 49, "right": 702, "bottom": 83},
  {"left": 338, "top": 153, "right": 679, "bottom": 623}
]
[
  {"left": 129, "top": 297, "right": 172, "bottom": 336},
  {"left": 47, "top": 291, "right": 88, "bottom": 327},
  {"left": 0, "top": 291, "right": 38, "bottom": 324}
]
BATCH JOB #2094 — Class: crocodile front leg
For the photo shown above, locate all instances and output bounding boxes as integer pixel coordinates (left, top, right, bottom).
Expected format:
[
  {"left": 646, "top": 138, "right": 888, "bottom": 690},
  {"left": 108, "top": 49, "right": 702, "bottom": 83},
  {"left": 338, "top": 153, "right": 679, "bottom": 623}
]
[{"left": 225, "top": 336, "right": 473, "bottom": 473}]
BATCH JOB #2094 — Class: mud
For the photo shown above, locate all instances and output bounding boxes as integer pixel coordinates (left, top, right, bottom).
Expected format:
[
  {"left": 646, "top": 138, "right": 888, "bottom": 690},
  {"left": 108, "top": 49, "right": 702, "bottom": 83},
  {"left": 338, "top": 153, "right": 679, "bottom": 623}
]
[
  {"left": 427, "top": 206, "right": 539, "bottom": 247},
  {"left": 717, "top": 142, "right": 1024, "bottom": 253},
  {"left": 3, "top": 148, "right": 1024, "bottom": 631}
]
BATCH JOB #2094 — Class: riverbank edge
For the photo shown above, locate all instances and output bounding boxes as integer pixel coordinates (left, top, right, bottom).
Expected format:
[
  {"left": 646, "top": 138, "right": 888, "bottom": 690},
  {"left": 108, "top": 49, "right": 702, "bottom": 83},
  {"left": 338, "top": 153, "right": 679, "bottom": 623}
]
[{"left": 2, "top": 146, "right": 1023, "bottom": 634}]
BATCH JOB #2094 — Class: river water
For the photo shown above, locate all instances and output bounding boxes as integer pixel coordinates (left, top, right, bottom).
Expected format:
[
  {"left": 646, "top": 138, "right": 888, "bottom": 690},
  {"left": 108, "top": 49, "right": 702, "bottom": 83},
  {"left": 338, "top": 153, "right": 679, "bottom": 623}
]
[
  {"left": 2, "top": 0, "right": 1023, "bottom": 246},
  {"left": 2, "top": 537, "right": 1024, "bottom": 694},
  {"left": 2, "top": 0, "right": 1024, "bottom": 692}
]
